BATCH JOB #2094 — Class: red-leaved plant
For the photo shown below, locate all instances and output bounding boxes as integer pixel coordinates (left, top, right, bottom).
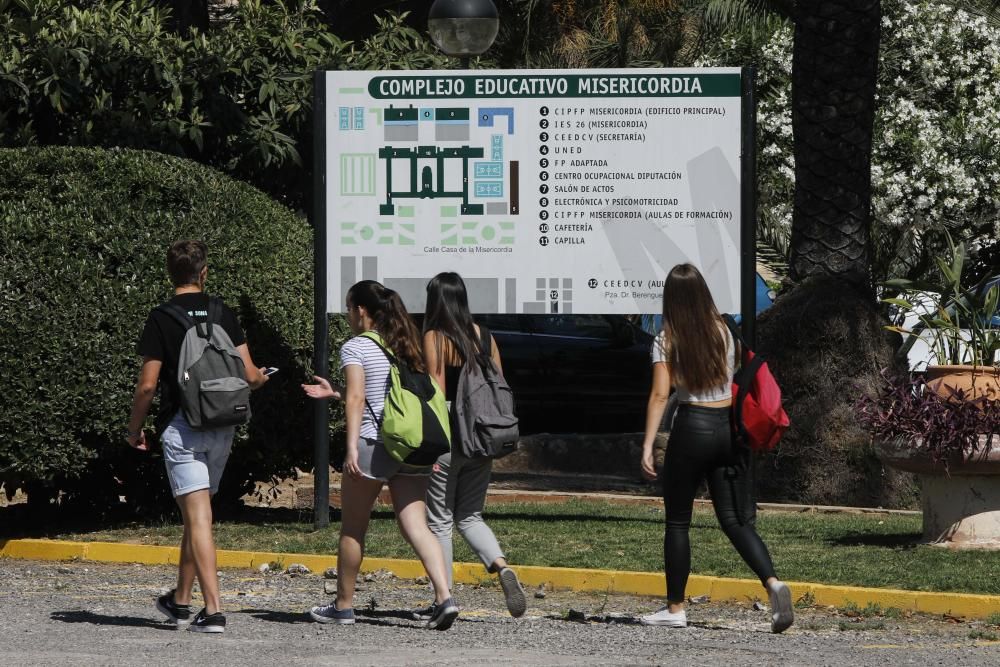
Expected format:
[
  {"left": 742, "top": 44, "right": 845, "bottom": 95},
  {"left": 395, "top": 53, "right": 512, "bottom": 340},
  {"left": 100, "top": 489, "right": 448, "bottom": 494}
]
[{"left": 857, "top": 373, "right": 1000, "bottom": 470}]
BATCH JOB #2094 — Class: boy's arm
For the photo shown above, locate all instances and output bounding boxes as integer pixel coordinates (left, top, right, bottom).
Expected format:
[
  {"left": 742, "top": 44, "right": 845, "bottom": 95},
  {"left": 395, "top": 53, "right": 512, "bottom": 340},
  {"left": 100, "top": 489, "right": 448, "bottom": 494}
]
[
  {"left": 126, "top": 357, "right": 161, "bottom": 451},
  {"left": 237, "top": 343, "right": 268, "bottom": 389}
]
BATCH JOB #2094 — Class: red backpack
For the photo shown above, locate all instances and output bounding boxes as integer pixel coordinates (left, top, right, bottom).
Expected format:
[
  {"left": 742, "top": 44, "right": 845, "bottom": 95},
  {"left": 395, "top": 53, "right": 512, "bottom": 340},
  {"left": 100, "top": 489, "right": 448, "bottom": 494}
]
[{"left": 723, "top": 316, "right": 789, "bottom": 451}]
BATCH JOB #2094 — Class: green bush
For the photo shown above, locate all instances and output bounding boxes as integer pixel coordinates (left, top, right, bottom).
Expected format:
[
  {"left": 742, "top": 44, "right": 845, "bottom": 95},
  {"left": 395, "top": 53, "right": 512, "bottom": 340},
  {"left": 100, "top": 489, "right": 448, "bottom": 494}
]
[
  {"left": 0, "top": 146, "right": 348, "bottom": 514},
  {"left": 0, "top": 0, "right": 449, "bottom": 209}
]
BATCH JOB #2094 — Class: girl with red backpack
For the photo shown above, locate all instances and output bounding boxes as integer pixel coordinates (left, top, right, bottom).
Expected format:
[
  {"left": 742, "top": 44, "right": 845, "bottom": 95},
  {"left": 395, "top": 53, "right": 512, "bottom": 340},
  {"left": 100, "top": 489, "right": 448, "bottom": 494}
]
[{"left": 638, "top": 264, "right": 793, "bottom": 633}]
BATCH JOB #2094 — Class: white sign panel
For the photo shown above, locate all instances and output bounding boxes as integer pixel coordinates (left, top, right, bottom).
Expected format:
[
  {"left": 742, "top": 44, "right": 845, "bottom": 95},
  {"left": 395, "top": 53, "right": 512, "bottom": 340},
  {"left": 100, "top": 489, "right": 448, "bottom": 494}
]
[{"left": 324, "top": 68, "right": 744, "bottom": 314}]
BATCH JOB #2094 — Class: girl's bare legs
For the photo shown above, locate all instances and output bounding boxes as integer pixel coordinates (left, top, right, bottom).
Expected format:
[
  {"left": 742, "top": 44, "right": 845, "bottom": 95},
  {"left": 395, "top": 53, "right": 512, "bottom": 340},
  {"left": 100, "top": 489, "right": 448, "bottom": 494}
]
[
  {"left": 389, "top": 474, "right": 453, "bottom": 604},
  {"left": 335, "top": 474, "right": 385, "bottom": 610}
]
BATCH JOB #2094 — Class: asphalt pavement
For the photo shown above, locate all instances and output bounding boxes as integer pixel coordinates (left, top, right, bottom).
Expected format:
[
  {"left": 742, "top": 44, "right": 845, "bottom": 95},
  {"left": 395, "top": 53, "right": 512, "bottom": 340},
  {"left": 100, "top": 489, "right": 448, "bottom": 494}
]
[{"left": 1, "top": 558, "right": 998, "bottom": 666}]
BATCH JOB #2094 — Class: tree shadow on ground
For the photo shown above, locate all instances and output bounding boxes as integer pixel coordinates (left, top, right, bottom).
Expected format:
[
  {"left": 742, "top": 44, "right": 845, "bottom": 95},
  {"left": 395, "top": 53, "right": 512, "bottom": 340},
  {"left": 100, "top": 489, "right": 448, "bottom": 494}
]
[
  {"left": 50, "top": 610, "right": 175, "bottom": 630},
  {"left": 235, "top": 609, "right": 310, "bottom": 624}
]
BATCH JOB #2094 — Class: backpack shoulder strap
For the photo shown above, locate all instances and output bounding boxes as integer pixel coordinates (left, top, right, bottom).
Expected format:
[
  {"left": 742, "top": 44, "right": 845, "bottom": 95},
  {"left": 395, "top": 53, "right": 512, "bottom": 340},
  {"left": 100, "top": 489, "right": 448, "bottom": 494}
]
[
  {"left": 358, "top": 331, "right": 398, "bottom": 365},
  {"left": 722, "top": 314, "right": 748, "bottom": 364},
  {"left": 204, "top": 296, "right": 222, "bottom": 341},
  {"left": 478, "top": 324, "right": 492, "bottom": 358},
  {"left": 157, "top": 301, "right": 195, "bottom": 331},
  {"left": 357, "top": 331, "right": 393, "bottom": 428},
  {"left": 722, "top": 314, "right": 746, "bottom": 347}
]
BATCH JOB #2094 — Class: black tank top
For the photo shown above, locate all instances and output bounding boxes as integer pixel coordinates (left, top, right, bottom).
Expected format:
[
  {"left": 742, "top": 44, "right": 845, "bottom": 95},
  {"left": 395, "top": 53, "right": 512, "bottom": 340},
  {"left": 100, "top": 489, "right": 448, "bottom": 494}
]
[
  {"left": 440, "top": 325, "right": 492, "bottom": 402},
  {"left": 444, "top": 365, "right": 461, "bottom": 402}
]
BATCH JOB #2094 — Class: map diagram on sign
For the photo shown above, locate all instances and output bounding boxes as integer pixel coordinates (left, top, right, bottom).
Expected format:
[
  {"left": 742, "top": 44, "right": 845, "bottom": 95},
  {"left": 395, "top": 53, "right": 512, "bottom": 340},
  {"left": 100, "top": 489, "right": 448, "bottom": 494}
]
[{"left": 334, "top": 98, "right": 523, "bottom": 312}]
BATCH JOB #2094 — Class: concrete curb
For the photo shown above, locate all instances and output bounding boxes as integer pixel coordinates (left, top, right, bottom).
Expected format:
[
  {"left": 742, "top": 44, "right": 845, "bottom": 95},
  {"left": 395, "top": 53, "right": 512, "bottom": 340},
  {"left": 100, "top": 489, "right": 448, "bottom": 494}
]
[{"left": 2, "top": 538, "right": 998, "bottom": 619}]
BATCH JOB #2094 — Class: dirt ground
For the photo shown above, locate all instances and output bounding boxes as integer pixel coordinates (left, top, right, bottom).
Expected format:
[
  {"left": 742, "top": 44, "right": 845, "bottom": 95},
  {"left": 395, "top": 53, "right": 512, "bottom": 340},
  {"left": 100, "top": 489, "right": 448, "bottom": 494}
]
[{"left": 2, "top": 558, "right": 998, "bottom": 666}]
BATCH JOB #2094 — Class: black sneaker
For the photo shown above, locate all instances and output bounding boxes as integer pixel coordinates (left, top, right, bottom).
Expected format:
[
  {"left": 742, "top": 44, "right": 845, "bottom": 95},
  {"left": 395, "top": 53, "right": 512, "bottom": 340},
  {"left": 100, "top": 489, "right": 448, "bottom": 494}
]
[
  {"left": 411, "top": 602, "right": 437, "bottom": 622},
  {"left": 188, "top": 608, "right": 226, "bottom": 634},
  {"left": 155, "top": 589, "right": 192, "bottom": 628},
  {"left": 425, "top": 597, "right": 459, "bottom": 631},
  {"left": 498, "top": 567, "right": 527, "bottom": 618}
]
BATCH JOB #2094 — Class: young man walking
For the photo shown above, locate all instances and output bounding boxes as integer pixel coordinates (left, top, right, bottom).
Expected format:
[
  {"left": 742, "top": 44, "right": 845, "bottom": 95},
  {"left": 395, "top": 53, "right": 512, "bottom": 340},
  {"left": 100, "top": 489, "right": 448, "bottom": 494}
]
[{"left": 125, "top": 240, "right": 269, "bottom": 633}]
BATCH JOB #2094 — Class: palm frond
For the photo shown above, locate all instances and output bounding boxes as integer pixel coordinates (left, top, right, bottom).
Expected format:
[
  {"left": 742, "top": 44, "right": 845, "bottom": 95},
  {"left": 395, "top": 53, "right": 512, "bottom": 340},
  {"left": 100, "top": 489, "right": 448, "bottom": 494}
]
[{"left": 942, "top": 0, "right": 1000, "bottom": 28}]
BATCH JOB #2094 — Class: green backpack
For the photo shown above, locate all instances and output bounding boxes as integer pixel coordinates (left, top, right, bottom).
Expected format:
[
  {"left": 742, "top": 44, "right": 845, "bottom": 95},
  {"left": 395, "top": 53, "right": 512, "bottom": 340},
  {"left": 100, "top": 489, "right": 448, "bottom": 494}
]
[{"left": 360, "top": 332, "right": 451, "bottom": 465}]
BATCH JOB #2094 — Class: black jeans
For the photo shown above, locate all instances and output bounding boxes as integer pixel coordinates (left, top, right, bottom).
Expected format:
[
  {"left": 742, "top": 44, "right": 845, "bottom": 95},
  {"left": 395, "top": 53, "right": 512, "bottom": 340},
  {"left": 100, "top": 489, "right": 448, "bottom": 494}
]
[{"left": 662, "top": 404, "right": 776, "bottom": 603}]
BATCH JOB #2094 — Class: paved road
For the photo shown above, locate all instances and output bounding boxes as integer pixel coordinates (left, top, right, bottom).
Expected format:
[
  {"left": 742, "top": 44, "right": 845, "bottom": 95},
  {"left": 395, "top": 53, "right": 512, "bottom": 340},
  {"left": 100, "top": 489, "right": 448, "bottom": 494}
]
[{"left": 1, "top": 558, "right": 997, "bottom": 666}]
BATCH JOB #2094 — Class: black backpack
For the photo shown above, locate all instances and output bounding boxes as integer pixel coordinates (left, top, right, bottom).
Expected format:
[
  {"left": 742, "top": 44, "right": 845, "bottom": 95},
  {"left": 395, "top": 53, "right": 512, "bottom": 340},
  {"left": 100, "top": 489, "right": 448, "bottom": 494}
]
[{"left": 453, "top": 326, "right": 519, "bottom": 458}]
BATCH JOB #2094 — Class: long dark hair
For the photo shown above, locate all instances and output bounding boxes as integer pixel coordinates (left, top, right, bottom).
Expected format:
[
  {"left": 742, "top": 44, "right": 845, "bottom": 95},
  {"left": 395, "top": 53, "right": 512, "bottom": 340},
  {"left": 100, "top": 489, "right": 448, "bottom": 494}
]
[
  {"left": 347, "top": 280, "right": 426, "bottom": 372},
  {"left": 660, "top": 264, "right": 728, "bottom": 393},
  {"left": 423, "top": 272, "right": 481, "bottom": 369}
]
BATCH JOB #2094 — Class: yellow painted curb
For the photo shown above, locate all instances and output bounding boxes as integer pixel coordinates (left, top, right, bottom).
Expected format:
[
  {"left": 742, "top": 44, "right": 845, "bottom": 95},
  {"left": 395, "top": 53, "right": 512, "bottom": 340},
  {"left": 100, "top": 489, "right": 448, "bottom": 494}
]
[{"left": 3, "top": 538, "right": 1000, "bottom": 619}]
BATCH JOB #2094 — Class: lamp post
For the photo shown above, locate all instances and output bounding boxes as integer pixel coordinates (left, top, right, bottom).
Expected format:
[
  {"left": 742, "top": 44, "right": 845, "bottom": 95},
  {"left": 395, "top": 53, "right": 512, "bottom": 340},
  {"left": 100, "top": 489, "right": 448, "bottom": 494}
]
[{"left": 427, "top": 0, "right": 499, "bottom": 68}]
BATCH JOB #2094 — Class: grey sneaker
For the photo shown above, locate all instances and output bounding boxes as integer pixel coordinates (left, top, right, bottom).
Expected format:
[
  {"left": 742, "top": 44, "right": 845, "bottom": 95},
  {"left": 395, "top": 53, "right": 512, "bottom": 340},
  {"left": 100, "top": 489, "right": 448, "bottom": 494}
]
[
  {"left": 310, "top": 602, "right": 356, "bottom": 625},
  {"left": 768, "top": 581, "right": 794, "bottom": 634},
  {"left": 425, "top": 597, "right": 459, "bottom": 631},
  {"left": 411, "top": 602, "right": 437, "bottom": 622},
  {"left": 155, "top": 589, "right": 192, "bottom": 628},
  {"left": 498, "top": 567, "right": 526, "bottom": 618}
]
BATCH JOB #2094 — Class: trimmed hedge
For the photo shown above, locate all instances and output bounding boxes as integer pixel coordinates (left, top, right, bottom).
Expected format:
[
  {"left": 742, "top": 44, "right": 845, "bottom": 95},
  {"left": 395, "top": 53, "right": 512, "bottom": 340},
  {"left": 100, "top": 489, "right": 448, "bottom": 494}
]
[{"left": 0, "top": 146, "right": 346, "bottom": 513}]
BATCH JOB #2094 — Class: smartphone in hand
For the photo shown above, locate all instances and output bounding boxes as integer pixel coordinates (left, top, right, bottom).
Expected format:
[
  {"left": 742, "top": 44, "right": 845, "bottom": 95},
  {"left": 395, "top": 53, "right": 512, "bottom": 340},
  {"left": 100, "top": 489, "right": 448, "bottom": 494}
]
[{"left": 261, "top": 367, "right": 279, "bottom": 377}]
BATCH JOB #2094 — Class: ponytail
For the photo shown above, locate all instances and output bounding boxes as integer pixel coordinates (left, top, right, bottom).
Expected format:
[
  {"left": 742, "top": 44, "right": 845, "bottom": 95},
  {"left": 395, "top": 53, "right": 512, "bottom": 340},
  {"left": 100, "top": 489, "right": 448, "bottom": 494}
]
[{"left": 347, "top": 280, "right": 426, "bottom": 372}]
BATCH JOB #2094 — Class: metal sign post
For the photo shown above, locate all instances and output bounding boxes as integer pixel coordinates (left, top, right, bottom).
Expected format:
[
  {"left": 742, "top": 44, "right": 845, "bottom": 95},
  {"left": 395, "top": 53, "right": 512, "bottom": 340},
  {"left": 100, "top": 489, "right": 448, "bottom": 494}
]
[
  {"left": 312, "top": 70, "right": 330, "bottom": 529},
  {"left": 740, "top": 66, "right": 758, "bottom": 346}
]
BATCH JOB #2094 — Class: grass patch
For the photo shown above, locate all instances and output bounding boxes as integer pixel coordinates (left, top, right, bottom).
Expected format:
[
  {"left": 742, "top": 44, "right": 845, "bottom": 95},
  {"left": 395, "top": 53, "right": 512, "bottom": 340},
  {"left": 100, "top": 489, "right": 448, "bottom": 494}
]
[
  {"left": 839, "top": 602, "right": 906, "bottom": 619},
  {"left": 794, "top": 590, "right": 816, "bottom": 608},
  {"left": 838, "top": 619, "right": 887, "bottom": 632},
  {"left": 7, "top": 499, "right": 1000, "bottom": 595},
  {"left": 969, "top": 630, "right": 999, "bottom": 641}
]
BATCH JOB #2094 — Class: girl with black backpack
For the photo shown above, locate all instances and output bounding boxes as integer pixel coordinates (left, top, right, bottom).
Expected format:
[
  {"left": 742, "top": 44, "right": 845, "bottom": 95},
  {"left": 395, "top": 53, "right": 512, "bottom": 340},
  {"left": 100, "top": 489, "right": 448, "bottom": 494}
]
[
  {"left": 639, "top": 264, "right": 793, "bottom": 633},
  {"left": 416, "top": 272, "right": 527, "bottom": 620},
  {"left": 302, "top": 280, "right": 459, "bottom": 630}
]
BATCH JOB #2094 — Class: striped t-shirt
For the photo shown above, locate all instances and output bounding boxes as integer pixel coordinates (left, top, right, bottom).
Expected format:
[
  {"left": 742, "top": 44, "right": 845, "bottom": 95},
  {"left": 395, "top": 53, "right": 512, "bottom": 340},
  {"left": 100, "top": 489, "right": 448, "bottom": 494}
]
[{"left": 340, "top": 335, "right": 392, "bottom": 440}]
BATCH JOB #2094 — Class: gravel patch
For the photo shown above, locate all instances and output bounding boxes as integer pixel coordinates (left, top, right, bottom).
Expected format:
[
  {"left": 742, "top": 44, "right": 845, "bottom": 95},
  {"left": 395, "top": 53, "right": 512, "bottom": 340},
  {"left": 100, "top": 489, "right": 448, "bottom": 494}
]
[{"left": 1, "top": 559, "right": 997, "bottom": 665}]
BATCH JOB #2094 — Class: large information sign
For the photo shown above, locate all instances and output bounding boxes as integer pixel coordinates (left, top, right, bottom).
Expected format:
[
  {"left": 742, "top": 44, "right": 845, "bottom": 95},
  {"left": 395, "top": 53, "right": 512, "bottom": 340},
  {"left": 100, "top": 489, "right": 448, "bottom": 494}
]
[{"left": 321, "top": 68, "right": 748, "bottom": 315}]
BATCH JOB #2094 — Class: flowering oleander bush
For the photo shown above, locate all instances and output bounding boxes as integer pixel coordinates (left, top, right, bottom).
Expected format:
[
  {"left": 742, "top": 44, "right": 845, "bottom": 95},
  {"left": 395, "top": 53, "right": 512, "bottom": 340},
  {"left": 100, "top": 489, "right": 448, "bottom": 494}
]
[{"left": 701, "top": 0, "right": 1000, "bottom": 281}]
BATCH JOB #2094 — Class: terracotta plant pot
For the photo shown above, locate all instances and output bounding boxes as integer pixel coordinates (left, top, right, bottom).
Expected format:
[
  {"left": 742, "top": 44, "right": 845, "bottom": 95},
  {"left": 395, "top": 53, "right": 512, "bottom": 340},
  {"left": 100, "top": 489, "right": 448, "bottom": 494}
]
[{"left": 925, "top": 364, "right": 1000, "bottom": 402}]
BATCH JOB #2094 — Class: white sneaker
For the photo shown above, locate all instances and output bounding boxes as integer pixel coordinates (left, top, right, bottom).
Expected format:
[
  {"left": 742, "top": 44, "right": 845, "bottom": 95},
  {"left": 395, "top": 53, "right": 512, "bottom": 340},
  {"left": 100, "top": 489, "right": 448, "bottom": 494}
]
[
  {"left": 639, "top": 606, "right": 687, "bottom": 627},
  {"left": 767, "top": 581, "right": 794, "bottom": 634}
]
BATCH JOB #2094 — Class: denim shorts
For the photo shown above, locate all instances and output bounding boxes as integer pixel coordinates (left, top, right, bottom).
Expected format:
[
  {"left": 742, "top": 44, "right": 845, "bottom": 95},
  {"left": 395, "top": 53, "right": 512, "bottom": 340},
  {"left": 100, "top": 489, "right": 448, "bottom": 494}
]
[{"left": 161, "top": 413, "right": 236, "bottom": 497}]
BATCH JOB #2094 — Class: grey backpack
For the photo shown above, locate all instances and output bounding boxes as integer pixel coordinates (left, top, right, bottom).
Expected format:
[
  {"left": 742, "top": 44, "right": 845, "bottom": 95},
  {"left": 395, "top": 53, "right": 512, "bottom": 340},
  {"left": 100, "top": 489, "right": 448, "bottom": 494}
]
[
  {"left": 158, "top": 297, "right": 251, "bottom": 430},
  {"left": 453, "top": 326, "right": 519, "bottom": 458}
]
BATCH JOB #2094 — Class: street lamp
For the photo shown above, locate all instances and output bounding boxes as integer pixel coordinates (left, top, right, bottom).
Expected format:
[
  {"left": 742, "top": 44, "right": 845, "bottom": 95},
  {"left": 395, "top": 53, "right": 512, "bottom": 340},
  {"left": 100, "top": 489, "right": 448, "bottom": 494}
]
[{"left": 428, "top": 0, "right": 499, "bottom": 67}]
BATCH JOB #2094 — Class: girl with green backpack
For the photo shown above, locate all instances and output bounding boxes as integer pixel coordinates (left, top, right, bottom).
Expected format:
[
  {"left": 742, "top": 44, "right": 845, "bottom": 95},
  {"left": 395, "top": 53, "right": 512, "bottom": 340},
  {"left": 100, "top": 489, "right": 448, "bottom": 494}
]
[{"left": 302, "top": 280, "right": 459, "bottom": 630}]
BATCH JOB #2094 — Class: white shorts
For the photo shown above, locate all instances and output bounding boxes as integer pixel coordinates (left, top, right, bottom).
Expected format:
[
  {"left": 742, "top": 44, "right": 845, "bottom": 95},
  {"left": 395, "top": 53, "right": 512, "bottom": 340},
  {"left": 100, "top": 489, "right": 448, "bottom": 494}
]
[{"left": 161, "top": 413, "right": 235, "bottom": 497}]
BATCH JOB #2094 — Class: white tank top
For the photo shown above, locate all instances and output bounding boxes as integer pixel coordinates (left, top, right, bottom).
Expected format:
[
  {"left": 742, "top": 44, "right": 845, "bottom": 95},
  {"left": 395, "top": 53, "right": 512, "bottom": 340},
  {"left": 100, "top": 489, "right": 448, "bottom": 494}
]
[{"left": 650, "top": 326, "right": 735, "bottom": 403}]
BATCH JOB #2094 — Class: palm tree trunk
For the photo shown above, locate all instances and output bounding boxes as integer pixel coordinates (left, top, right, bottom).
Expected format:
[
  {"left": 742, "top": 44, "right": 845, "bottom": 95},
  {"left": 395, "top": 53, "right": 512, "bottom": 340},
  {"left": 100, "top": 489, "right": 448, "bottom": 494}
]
[
  {"left": 788, "top": 1, "right": 881, "bottom": 286},
  {"left": 752, "top": 1, "right": 916, "bottom": 508}
]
